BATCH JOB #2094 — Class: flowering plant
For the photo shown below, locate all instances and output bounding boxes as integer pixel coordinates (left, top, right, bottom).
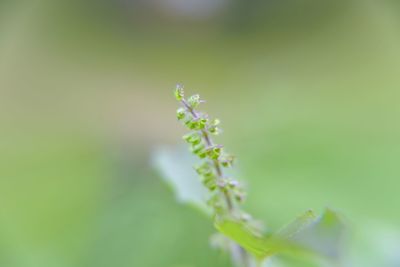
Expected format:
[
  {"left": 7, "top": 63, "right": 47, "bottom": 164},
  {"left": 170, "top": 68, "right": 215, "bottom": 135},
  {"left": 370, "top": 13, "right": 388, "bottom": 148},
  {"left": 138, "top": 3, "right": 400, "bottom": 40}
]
[{"left": 155, "top": 85, "right": 346, "bottom": 267}]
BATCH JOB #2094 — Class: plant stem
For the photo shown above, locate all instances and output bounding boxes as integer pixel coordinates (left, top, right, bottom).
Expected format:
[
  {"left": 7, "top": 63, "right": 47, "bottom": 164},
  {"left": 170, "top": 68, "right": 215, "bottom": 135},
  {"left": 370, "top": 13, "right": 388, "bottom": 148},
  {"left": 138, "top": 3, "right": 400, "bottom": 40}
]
[
  {"left": 181, "top": 98, "right": 251, "bottom": 267},
  {"left": 181, "top": 99, "right": 233, "bottom": 210}
]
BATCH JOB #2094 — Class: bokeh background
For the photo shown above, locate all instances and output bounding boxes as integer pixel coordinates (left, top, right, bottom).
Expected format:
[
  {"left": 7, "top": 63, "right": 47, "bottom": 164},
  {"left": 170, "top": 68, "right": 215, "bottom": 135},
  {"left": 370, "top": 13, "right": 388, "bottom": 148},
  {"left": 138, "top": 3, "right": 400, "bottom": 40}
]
[{"left": 1, "top": 0, "right": 400, "bottom": 266}]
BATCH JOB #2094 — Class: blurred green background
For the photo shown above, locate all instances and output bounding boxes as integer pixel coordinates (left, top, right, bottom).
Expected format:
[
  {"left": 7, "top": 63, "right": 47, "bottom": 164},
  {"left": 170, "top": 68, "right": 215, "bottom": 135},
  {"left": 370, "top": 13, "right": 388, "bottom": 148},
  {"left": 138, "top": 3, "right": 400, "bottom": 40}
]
[{"left": 1, "top": 0, "right": 400, "bottom": 266}]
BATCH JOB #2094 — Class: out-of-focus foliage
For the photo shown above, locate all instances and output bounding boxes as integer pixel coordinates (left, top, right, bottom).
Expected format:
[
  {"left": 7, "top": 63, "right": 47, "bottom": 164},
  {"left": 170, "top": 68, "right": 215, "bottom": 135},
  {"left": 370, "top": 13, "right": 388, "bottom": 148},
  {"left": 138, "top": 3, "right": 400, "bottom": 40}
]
[
  {"left": 155, "top": 145, "right": 345, "bottom": 266},
  {"left": 153, "top": 147, "right": 210, "bottom": 214},
  {"left": 2, "top": 0, "right": 400, "bottom": 266}
]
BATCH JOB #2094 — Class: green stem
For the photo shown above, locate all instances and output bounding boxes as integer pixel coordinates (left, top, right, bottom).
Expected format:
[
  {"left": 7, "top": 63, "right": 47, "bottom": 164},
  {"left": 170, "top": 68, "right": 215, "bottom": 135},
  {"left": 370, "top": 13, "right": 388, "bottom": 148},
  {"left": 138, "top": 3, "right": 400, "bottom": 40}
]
[
  {"left": 181, "top": 99, "right": 233, "bottom": 210},
  {"left": 181, "top": 98, "right": 253, "bottom": 267}
]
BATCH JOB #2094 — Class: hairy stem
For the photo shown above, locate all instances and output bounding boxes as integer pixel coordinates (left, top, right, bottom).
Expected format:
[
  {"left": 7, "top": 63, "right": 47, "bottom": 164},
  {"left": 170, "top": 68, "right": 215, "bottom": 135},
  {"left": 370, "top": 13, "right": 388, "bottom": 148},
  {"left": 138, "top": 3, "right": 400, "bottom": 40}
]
[
  {"left": 181, "top": 99, "right": 233, "bottom": 210},
  {"left": 181, "top": 98, "right": 250, "bottom": 267}
]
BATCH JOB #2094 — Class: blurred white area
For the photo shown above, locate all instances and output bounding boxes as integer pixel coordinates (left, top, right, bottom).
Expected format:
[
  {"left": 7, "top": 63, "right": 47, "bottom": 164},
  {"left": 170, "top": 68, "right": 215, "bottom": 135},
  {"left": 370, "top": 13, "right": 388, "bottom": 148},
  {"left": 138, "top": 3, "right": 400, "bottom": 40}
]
[
  {"left": 156, "top": 0, "right": 228, "bottom": 18},
  {"left": 139, "top": 0, "right": 229, "bottom": 19}
]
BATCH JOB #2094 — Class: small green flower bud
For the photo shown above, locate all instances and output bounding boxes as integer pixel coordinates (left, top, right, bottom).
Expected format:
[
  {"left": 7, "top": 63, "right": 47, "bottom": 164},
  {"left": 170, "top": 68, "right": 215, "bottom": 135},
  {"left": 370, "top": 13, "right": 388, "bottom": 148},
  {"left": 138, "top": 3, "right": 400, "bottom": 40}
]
[
  {"left": 234, "top": 191, "right": 246, "bottom": 203},
  {"left": 208, "top": 125, "right": 221, "bottom": 135},
  {"left": 221, "top": 154, "right": 235, "bottom": 167},
  {"left": 183, "top": 132, "right": 195, "bottom": 142},
  {"left": 195, "top": 162, "right": 212, "bottom": 175},
  {"left": 174, "top": 84, "right": 184, "bottom": 101},
  {"left": 185, "top": 118, "right": 202, "bottom": 130},
  {"left": 184, "top": 119, "right": 196, "bottom": 130},
  {"left": 198, "top": 118, "right": 208, "bottom": 129},
  {"left": 211, "top": 118, "right": 220, "bottom": 126},
  {"left": 193, "top": 122, "right": 201, "bottom": 130},
  {"left": 188, "top": 94, "right": 201, "bottom": 108},
  {"left": 191, "top": 143, "right": 205, "bottom": 155},
  {"left": 191, "top": 136, "right": 201, "bottom": 145},
  {"left": 176, "top": 108, "right": 186, "bottom": 120},
  {"left": 203, "top": 175, "right": 217, "bottom": 191},
  {"left": 206, "top": 145, "right": 222, "bottom": 160},
  {"left": 183, "top": 132, "right": 201, "bottom": 145},
  {"left": 198, "top": 151, "right": 207, "bottom": 159}
]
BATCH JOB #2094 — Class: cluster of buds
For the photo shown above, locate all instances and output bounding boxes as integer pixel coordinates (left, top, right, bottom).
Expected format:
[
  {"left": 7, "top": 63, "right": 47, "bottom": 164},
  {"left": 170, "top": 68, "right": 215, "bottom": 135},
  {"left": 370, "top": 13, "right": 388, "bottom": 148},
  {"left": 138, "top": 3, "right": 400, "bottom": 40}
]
[{"left": 174, "top": 85, "right": 245, "bottom": 215}]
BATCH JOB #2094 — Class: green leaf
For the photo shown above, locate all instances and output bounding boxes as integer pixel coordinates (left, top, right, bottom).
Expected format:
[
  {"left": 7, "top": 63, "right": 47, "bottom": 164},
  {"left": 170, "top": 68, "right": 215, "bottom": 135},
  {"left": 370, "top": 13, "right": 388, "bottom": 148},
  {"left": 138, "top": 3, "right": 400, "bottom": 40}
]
[
  {"left": 290, "top": 208, "right": 346, "bottom": 260},
  {"left": 276, "top": 210, "right": 316, "bottom": 240},
  {"left": 214, "top": 209, "right": 345, "bottom": 262},
  {"left": 214, "top": 211, "right": 316, "bottom": 261},
  {"left": 152, "top": 146, "right": 211, "bottom": 215},
  {"left": 214, "top": 217, "right": 271, "bottom": 260}
]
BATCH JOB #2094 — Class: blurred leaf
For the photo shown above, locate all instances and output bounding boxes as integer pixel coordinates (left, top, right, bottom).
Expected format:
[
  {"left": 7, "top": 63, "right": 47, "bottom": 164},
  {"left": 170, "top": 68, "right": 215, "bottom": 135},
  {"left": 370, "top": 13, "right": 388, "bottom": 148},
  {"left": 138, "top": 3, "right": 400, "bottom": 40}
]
[
  {"left": 276, "top": 210, "right": 316, "bottom": 240},
  {"left": 153, "top": 147, "right": 346, "bottom": 265},
  {"left": 214, "top": 217, "right": 271, "bottom": 260},
  {"left": 215, "top": 209, "right": 345, "bottom": 262},
  {"left": 348, "top": 223, "right": 400, "bottom": 267},
  {"left": 152, "top": 146, "right": 211, "bottom": 214},
  {"left": 214, "top": 211, "right": 315, "bottom": 260},
  {"left": 291, "top": 208, "right": 346, "bottom": 260}
]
